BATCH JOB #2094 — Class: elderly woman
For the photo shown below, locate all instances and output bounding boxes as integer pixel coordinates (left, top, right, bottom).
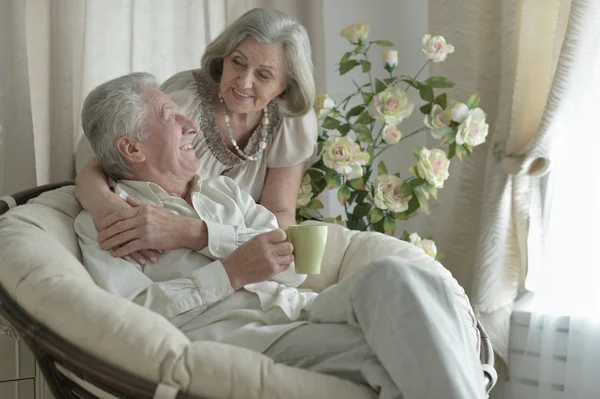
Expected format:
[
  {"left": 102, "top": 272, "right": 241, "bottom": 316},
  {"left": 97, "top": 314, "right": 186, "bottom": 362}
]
[{"left": 75, "top": 8, "right": 316, "bottom": 264}]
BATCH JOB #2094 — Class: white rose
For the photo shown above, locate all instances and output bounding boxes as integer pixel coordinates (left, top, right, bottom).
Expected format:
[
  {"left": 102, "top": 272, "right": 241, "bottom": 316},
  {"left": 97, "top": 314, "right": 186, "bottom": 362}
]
[
  {"left": 368, "top": 87, "right": 414, "bottom": 125},
  {"left": 374, "top": 174, "right": 412, "bottom": 212},
  {"left": 382, "top": 50, "right": 398, "bottom": 72},
  {"left": 424, "top": 104, "right": 453, "bottom": 139},
  {"left": 456, "top": 107, "right": 489, "bottom": 148},
  {"left": 340, "top": 23, "right": 370, "bottom": 44},
  {"left": 409, "top": 233, "right": 437, "bottom": 258},
  {"left": 315, "top": 93, "right": 335, "bottom": 119},
  {"left": 382, "top": 124, "right": 402, "bottom": 144},
  {"left": 416, "top": 147, "right": 450, "bottom": 188},
  {"left": 297, "top": 174, "right": 313, "bottom": 206},
  {"left": 451, "top": 102, "right": 469, "bottom": 123},
  {"left": 422, "top": 34, "right": 455, "bottom": 63},
  {"left": 323, "top": 135, "right": 370, "bottom": 179}
]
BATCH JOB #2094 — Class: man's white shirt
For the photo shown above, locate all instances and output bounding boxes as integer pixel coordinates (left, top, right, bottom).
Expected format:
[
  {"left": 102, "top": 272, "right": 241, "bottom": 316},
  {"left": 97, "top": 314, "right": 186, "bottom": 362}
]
[{"left": 75, "top": 175, "right": 317, "bottom": 352}]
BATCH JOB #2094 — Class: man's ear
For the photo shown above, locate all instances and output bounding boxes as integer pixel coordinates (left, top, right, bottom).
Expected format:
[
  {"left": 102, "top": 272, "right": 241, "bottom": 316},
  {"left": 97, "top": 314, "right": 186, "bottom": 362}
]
[{"left": 116, "top": 137, "right": 145, "bottom": 164}]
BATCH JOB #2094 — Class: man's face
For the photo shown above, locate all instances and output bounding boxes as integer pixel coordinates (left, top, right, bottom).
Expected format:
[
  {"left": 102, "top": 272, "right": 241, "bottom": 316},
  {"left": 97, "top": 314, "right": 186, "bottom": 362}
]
[{"left": 137, "top": 89, "right": 200, "bottom": 181}]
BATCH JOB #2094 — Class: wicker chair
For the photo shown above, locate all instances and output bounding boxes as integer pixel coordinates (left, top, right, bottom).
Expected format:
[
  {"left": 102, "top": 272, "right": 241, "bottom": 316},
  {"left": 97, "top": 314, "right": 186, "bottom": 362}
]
[{"left": 0, "top": 183, "right": 497, "bottom": 399}]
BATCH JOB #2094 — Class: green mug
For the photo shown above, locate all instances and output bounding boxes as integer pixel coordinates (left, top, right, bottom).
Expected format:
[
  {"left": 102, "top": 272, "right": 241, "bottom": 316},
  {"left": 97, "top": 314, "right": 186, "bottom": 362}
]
[{"left": 284, "top": 225, "right": 328, "bottom": 274}]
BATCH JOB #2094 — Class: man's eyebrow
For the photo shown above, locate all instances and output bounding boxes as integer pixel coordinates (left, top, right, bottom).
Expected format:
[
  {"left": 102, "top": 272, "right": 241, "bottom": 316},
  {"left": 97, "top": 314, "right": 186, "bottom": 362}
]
[{"left": 159, "top": 104, "right": 176, "bottom": 118}]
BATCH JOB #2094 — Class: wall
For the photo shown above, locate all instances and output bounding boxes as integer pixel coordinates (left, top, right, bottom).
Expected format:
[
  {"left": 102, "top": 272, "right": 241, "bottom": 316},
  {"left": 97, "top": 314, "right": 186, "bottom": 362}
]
[{"left": 320, "top": 0, "right": 430, "bottom": 236}]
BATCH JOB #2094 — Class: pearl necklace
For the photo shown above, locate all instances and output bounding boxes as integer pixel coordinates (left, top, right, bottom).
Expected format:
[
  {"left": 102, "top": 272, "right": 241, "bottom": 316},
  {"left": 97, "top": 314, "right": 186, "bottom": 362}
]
[{"left": 219, "top": 93, "right": 270, "bottom": 161}]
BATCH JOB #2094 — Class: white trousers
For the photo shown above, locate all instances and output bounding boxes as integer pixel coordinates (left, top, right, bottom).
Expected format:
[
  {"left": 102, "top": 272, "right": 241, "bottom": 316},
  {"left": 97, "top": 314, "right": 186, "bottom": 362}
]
[{"left": 263, "top": 256, "right": 486, "bottom": 399}]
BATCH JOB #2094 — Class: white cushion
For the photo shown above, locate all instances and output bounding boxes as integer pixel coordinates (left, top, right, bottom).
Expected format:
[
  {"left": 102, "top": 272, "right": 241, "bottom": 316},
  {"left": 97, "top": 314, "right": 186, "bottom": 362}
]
[{"left": 0, "top": 187, "right": 479, "bottom": 398}]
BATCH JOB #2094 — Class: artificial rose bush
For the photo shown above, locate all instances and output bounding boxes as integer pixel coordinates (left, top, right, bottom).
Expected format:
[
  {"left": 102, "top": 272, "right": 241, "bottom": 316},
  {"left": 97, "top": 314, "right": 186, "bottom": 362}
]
[{"left": 296, "top": 27, "right": 489, "bottom": 252}]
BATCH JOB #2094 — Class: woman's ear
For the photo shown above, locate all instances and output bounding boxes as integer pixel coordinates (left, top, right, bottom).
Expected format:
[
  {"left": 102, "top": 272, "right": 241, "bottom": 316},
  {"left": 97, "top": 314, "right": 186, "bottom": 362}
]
[{"left": 116, "top": 137, "right": 145, "bottom": 164}]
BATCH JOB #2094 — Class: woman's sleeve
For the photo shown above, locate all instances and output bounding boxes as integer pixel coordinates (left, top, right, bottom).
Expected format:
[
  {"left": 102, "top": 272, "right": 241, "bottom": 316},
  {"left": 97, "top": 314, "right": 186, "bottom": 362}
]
[{"left": 266, "top": 109, "right": 319, "bottom": 168}]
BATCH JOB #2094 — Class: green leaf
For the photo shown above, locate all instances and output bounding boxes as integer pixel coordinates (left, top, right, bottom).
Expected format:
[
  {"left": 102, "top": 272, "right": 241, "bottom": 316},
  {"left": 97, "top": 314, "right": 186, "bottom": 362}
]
[
  {"left": 361, "top": 92, "right": 374, "bottom": 105},
  {"left": 372, "top": 40, "right": 394, "bottom": 47},
  {"left": 325, "top": 168, "right": 342, "bottom": 189},
  {"left": 455, "top": 143, "right": 468, "bottom": 160},
  {"left": 401, "top": 78, "right": 421, "bottom": 90},
  {"left": 466, "top": 93, "right": 480, "bottom": 109},
  {"left": 322, "top": 117, "right": 341, "bottom": 130},
  {"left": 353, "top": 123, "right": 374, "bottom": 143},
  {"left": 383, "top": 215, "right": 397, "bottom": 235},
  {"left": 384, "top": 77, "right": 398, "bottom": 85},
  {"left": 348, "top": 177, "right": 366, "bottom": 190},
  {"left": 393, "top": 212, "right": 409, "bottom": 220},
  {"left": 412, "top": 147, "right": 421, "bottom": 160},
  {"left": 448, "top": 142, "right": 457, "bottom": 159},
  {"left": 409, "top": 178, "right": 425, "bottom": 188},
  {"left": 434, "top": 93, "right": 447, "bottom": 109},
  {"left": 360, "top": 60, "right": 371, "bottom": 73},
  {"left": 307, "top": 169, "right": 324, "bottom": 182},
  {"left": 346, "top": 105, "right": 365, "bottom": 119},
  {"left": 307, "top": 198, "right": 324, "bottom": 209},
  {"left": 353, "top": 44, "right": 364, "bottom": 54},
  {"left": 370, "top": 207, "right": 384, "bottom": 223},
  {"left": 353, "top": 203, "right": 371, "bottom": 218},
  {"left": 324, "top": 216, "right": 346, "bottom": 227},
  {"left": 356, "top": 111, "right": 375, "bottom": 125},
  {"left": 375, "top": 79, "right": 387, "bottom": 93},
  {"left": 298, "top": 208, "right": 311, "bottom": 219},
  {"left": 378, "top": 161, "right": 388, "bottom": 175},
  {"left": 409, "top": 165, "right": 419, "bottom": 178},
  {"left": 428, "top": 185, "right": 439, "bottom": 200},
  {"left": 400, "top": 231, "right": 411, "bottom": 241},
  {"left": 340, "top": 51, "right": 352, "bottom": 64},
  {"left": 414, "top": 187, "right": 430, "bottom": 214},
  {"left": 420, "top": 103, "right": 432, "bottom": 115},
  {"left": 425, "top": 76, "right": 455, "bottom": 88},
  {"left": 338, "top": 123, "right": 352, "bottom": 135},
  {"left": 340, "top": 60, "right": 360, "bottom": 75},
  {"left": 337, "top": 184, "right": 351, "bottom": 205},
  {"left": 419, "top": 85, "right": 434, "bottom": 102}
]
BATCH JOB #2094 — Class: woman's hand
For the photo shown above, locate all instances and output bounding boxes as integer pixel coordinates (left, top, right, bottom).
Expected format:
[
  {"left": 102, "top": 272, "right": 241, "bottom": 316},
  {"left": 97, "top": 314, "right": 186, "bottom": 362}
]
[
  {"left": 222, "top": 229, "right": 294, "bottom": 290},
  {"left": 98, "top": 196, "right": 208, "bottom": 259}
]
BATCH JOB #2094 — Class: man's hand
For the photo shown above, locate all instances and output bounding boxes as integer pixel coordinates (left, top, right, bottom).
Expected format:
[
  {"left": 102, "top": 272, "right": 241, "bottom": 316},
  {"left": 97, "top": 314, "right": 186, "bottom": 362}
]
[
  {"left": 98, "top": 196, "right": 208, "bottom": 258},
  {"left": 222, "top": 229, "right": 294, "bottom": 290}
]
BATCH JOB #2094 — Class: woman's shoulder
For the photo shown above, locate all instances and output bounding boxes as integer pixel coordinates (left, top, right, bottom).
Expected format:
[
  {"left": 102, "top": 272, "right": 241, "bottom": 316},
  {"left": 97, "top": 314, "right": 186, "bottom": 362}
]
[{"left": 160, "top": 69, "right": 211, "bottom": 97}]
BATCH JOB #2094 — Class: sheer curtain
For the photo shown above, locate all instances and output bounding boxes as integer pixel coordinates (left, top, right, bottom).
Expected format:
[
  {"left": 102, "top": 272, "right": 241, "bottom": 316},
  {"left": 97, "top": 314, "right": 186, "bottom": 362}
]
[
  {"left": 509, "top": 1, "right": 600, "bottom": 397},
  {"left": 0, "top": 0, "right": 324, "bottom": 196}
]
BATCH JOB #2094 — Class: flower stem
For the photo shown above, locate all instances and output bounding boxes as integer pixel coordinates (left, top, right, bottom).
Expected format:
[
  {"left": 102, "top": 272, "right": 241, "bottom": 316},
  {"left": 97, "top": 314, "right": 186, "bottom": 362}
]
[
  {"left": 400, "top": 126, "right": 428, "bottom": 141},
  {"left": 404, "top": 60, "right": 431, "bottom": 91}
]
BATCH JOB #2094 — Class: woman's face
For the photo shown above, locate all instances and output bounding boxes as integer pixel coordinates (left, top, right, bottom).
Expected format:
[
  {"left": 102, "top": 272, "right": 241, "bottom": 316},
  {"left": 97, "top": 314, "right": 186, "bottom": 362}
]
[{"left": 219, "top": 36, "right": 287, "bottom": 115}]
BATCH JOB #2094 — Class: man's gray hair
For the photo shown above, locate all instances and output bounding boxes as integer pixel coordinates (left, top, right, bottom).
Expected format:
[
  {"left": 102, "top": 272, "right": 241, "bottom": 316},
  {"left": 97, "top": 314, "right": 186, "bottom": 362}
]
[
  {"left": 81, "top": 72, "right": 159, "bottom": 180},
  {"left": 202, "top": 7, "right": 315, "bottom": 118}
]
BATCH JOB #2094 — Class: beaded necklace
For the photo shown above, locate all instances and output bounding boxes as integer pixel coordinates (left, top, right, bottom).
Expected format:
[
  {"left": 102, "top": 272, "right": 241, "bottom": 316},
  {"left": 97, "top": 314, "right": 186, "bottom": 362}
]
[{"left": 218, "top": 93, "right": 270, "bottom": 161}]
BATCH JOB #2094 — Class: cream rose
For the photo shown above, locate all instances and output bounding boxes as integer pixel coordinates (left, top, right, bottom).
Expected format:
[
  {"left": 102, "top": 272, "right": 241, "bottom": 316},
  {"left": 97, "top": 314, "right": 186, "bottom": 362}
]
[
  {"left": 382, "top": 50, "right": 398, "bottom": 72},
  {"left": 297, "top": 174, "right": 313, "bottom": 206},
  {"left": 424, "top": 104, "right": 453, "bottom": 139},
  {"left": 382, "top": 124, "right": 402, "bottom": 144},
  {"left": 422, "top": 34, "right": 455, "bottom": 63},
  {"left": 416, "top": 147, "right": 450, "bottom": 188},
  {"left": 374, "top": 174, "right": 412, "bottom": 212},
  {"left": 340, "top": 23, "right": 370, "bottom": 44},
  {"left": 315, "top": 92, "right": 335, "bottom": 119},
  {"left": 451, "top": 101, "right": 469, "bottom": 123},
  {"left": 368, "top": 87, "right": 414, "bottom": 125},
  {"left": 323, "top": 135, "right": 370, "bottom": 179},
  {"left": 409, "top": 232, "right": 438, "bottom": 258},
  {"left": 456, "top": 108, "right": 489, "bottom": 148}
]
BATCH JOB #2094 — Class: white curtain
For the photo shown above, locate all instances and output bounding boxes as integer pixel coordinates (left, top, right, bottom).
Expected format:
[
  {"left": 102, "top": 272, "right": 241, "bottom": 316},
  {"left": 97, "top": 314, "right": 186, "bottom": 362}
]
[
  {"left": 508, "top": 1, "right": 600, "bottom": 397},
  {"left": 427, "top": 0, "right": 572, "bottom": 368},
  {"left": 0, "top": 0, "right": 324, "bottom": 196}
]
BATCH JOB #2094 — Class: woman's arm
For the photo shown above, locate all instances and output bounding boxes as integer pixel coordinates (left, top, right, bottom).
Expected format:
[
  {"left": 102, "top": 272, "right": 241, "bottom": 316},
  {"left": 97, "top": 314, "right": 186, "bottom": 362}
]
[
  {"left": 260, "top": 163, "right": 305, "bottom": 228},
  {"left": 74, "top": 157, "right": 129, "bottom": 227}
]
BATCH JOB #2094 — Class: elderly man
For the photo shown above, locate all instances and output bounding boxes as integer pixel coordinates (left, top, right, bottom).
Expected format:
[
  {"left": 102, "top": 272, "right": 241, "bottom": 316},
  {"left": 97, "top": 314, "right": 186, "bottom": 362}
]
[{"left": 75, "top": 72, "right": 486, "bottom": 399}]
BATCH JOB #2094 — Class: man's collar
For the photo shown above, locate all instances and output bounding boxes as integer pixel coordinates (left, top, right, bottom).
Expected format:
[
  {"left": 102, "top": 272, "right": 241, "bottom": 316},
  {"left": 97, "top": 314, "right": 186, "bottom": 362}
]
[{"left": 117, "top": 175, "right": 202, "bottom": 205}]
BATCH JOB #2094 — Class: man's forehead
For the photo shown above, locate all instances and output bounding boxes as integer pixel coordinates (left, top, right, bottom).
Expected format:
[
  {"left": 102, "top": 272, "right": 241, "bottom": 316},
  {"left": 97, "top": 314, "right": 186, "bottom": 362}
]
[{"left": 142, "top": 89, "right": 177, "bottom": 112}]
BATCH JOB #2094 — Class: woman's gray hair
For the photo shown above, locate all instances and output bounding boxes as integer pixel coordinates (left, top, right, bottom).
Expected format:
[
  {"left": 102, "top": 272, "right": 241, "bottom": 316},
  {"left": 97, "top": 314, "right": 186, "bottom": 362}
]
[
  {"left": 81, "top": 72, "right": 159, "bottom": 180},
  {"left": 202, "top": 8, "right": 315, "bottom": 118}
]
